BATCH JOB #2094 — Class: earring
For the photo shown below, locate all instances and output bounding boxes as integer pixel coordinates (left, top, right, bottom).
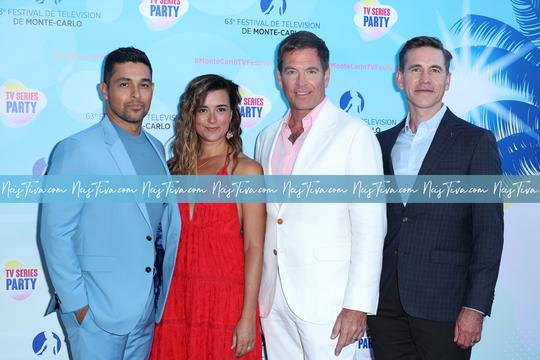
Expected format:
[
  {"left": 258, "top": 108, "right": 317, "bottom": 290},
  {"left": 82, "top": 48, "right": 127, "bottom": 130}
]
[{"left": 226, "top": 131, "right": 233, "bottom": 140}]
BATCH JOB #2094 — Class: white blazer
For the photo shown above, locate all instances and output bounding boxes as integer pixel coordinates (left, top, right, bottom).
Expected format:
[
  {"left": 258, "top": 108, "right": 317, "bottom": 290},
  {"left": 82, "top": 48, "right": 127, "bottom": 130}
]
[{"left": 255, "top": 100, "right": 387, "bottom": 323}]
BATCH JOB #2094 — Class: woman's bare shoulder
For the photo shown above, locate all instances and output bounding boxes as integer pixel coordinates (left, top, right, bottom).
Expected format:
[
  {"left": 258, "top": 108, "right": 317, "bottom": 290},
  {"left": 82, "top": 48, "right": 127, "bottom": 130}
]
[{"left": 233, "top": 153, "right": 263, "bottom": 175}]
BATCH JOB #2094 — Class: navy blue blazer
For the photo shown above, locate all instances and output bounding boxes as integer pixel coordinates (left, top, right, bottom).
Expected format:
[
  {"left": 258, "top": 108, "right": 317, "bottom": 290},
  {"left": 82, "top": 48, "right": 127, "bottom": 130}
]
[{"left": 376, "top": 108, "right": 504, "bottom": 322}]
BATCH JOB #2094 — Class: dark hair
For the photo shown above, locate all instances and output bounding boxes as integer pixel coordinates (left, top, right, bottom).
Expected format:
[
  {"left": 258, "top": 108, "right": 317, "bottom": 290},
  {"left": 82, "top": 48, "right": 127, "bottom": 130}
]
[
  {"left": 168, "top": 74, "right": 243, "bottom": 175},
  {"left": 398, "top": 36, "right": 453, "bottom": 72},
  {"left": 102, "top": 47, "right": 152, "bottom": 85},
  {"left": 277, "top": 31, "right": 330, "bottom": 72}
]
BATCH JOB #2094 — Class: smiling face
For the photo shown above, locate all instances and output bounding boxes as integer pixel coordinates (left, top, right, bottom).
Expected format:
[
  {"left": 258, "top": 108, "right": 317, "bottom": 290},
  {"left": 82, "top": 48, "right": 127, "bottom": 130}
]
[
  {"left": 397, "top": 46, "right": 451, "bottom": 117},
  {"left": 100, "top": 62, "right": 154, "bottom": 133},
  {"left": 277, "top": 47, "right": 330, "bottom": 120},
  {"left": 194, "top": 89, "right": 232, "bottom": 144}
]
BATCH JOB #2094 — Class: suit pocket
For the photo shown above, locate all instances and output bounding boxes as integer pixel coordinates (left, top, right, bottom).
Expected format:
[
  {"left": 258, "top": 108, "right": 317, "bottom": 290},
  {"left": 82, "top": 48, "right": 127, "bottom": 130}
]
[
  {"left": 430, "top": 249, "right": 470, "bottom": 266},
  {"left": 78, "top": 255, "right": 116, "bottom": 271},
  {"left": 314, "top": 245, "right": 350, "bottom": 262}
]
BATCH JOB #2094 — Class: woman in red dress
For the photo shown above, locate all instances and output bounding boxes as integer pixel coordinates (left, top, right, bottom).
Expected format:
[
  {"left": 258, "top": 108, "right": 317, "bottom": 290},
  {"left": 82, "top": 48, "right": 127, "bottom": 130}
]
[{"left": 150, "top": 74, "right": 264, "bottom": 359}]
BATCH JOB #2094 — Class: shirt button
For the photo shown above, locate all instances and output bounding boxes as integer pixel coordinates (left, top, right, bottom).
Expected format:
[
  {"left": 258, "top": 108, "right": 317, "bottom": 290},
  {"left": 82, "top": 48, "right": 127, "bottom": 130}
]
[
  {"left": 273, "top": 249, "right": 277, "bottom": 255},
  {"left": 146, "top": 235, "right": 152, "bottom": 241},
  {"left": 394, "top": 250, "right": 398, "bottom": 255},
  {"left": 145, "top": 267, "right": 152, "bottom": 273},
  {"left": 402, "top": 217, "right": 409, "bottom": 223},
  {"left": 277, "top": 218, "right": 284, "bottom": 224}
]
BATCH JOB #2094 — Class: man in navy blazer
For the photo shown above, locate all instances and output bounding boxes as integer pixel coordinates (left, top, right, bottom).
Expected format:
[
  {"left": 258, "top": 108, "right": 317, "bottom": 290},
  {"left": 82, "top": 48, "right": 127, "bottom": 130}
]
[
  {"left": 40, "top": 47, "right": 181, "bottom": 359},
  {"left": 367, "top": 36, "right": 503, "bottom": 360}
]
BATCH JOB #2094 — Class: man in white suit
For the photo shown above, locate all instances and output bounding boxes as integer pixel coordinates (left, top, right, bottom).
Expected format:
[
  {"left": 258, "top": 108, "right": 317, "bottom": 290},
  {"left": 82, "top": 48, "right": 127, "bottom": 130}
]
[{"left": 255, "top": 31, "right": 386, "bottom": 359}]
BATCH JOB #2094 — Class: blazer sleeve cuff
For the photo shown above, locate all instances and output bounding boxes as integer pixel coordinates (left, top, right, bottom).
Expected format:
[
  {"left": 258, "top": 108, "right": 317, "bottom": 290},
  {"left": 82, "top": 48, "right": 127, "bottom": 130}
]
[{"left": 57, "top": 287, "right": 89, "bottom": 314}]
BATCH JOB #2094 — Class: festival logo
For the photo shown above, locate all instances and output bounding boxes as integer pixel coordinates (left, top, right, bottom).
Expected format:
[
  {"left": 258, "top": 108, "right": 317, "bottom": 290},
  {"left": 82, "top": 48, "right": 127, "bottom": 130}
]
[
  {"left": 142, "top": 113, "right": 175, "bottom": 131},
  {"left": 339, "top": 90, "right": 365, "bottom": 115},
  {"left": 4, "top": 260, "right": 39, "bottom": 301},
  {"left": 35, "top": 0, "right": 62, "bottom": 4},
  {"left": 238, "top": 87, "right": 271, "bottom": 129},
  {"left": 353, "top": 0, "right": 398, "bottom": 40},
  {"left": 0, "top": 80, "right": 47, "bottom": 128},
  {"left": 139, "top": 0, "right": 189, "bottom": 31},
  {"left": 224, "top": 0, "right": 319, "bottom": 36},
  {"left": 32, "top": 331, "right": 62, "bottom": 356},
  {"left": 261, "top": 0, "right": 287, "bottom": 16},
  {"left": 5, "top": 2, "right": 101, "bottom": 28}
]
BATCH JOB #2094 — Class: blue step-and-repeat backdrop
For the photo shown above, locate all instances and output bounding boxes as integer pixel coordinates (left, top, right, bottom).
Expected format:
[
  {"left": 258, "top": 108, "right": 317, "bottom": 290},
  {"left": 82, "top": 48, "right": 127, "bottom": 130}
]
[{"left": 1, "top": 0, "right": 538, "bottom": 359}]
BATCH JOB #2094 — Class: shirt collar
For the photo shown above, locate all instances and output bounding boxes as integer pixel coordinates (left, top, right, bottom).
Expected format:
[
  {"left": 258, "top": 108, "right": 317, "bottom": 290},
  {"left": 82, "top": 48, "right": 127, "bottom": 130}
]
[
  {"left": 281, "top": 97, "right": 327, "bottom": 130},
  {"left": 404, "top": 104, "right": 447, "bottom": 135}
]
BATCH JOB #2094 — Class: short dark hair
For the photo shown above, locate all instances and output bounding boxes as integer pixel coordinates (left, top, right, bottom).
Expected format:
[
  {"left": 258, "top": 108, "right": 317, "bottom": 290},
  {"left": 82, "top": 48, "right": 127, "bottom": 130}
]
[
  {"left": 277, "top": 31, "right": 330, "bottom": 72},
  {"left": 102, "top": 47, "right": 152, "bottom": 85},
  {"left": 398, "top": 36, "right": 453, "bottom": 72}
]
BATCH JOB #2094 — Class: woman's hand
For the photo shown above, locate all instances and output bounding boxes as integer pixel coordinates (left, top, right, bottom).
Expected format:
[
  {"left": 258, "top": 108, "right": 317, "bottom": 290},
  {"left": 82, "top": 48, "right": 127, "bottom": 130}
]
[{"left": 231, "top": 316, "right": 256, "bottom": 357}]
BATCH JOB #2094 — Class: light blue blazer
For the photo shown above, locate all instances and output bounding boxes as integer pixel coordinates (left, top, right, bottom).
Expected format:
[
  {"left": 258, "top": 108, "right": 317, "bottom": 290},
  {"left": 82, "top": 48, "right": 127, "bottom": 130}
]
[{"left": 40, "top": 117, "right": 181, "bottom": 335}]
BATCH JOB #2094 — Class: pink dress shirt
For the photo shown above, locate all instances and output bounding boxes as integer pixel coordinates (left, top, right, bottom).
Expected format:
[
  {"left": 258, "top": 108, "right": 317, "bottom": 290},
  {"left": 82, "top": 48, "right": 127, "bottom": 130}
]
[{"left": 271, "top": 98, "right": 327, "bottom": 175}]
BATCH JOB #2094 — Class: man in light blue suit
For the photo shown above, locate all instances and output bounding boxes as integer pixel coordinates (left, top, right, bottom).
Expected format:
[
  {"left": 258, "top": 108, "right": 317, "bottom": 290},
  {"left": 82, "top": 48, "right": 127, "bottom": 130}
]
[{"left": 40, "top": 47, "right": 181, "bottom": 359}]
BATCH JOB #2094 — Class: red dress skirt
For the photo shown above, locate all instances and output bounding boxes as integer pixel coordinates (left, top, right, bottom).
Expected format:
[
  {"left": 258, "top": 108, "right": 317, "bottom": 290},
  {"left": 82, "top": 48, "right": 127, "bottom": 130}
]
[{"left": 151, "top": 167, "right": 261, "bottom": 359}]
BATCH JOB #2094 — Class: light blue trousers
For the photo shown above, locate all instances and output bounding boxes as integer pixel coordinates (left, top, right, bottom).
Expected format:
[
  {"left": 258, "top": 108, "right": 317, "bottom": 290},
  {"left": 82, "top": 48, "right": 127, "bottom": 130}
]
[{"left": 59, "top": 291, "right": 155, "bottom": 360}]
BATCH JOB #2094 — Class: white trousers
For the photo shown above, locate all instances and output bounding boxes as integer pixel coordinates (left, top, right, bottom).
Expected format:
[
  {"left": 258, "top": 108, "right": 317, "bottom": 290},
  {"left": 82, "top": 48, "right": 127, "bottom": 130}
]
[{"left": 261, "top": 276, "right": 356, "bottom": 360}]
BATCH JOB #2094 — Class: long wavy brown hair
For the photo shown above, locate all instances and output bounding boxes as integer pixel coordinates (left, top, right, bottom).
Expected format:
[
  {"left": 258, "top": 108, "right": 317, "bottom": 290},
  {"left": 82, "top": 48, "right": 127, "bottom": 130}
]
[{"left": 168, "top": 74, "right": 243, "bottom": 175}]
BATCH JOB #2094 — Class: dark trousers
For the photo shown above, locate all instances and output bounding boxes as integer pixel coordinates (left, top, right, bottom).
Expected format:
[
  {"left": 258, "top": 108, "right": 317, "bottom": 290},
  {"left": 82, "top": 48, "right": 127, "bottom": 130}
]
[{"left": 367, "top": 274, "right": 471, "bottom": 360}]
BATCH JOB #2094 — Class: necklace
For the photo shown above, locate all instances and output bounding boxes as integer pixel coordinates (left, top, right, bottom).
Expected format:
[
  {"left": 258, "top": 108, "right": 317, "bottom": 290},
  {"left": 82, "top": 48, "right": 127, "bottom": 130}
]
[
  {"left": 197, "top": 144, "right": 230, "bottom": 169},
  {"left": 197, "top": 157, "right": 213, "bottom": 169}
]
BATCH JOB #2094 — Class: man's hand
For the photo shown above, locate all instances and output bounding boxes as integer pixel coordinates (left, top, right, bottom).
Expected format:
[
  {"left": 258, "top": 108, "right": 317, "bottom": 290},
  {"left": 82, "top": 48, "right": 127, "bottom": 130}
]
[
  {"left": 454, "top": 308, "right": 483, "bottom": 349},
  {"left": 330, "top": 308, "right": 366, "bottom": 356},
  {"left": 75, "top": 305, "right": 89, "bottom": 325}
]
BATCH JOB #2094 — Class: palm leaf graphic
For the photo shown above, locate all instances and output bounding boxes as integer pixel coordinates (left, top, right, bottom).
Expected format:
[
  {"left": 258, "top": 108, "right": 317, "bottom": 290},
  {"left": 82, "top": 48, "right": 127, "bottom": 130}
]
[
  {"left": 512, "top": 0, "right": 540, "bottom": 44},
  {"left": 452, "top": 15, "right": 540, "bottom": 65},
  {"left": 498, "top": 131, "right": 540, "bottom": 174},
  {"left": 452, "top": 0, "right": 540, "bottom": 175},
  {"left": 453, "top": 46, "right": 540, "bottom": 107},
  {"left": 466, "top": 101, "right": 539, "bottom": 141}
]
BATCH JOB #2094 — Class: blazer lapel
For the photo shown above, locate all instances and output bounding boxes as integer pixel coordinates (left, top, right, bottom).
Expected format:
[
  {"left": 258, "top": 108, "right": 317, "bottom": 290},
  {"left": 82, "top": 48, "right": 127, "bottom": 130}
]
[
  {"left": 265, "top": 123, "right": 281, "bottom": 176},
  {"left": 291, "top": 101, "right": 337, "bottom": 174},
  {"left": 418, "top": 109, "right": 459, "bottom": 175},
  {"left": 383, "top": 120, "right": 405, "bottom": 176},
  {"left": 277, "top": 101, "right": 337, "bottom": 214},
  {"left": 383, "top": 120, "right": 405, "bottom": 208},
  {"left": 101, "top": 118, "right": 152, "bottom": 228},
  {"left": 143, "top": 132, "right": 168, "bottom": 173},
  {"left": 263, "top": 121, "right": 282, "bottom": 213}
]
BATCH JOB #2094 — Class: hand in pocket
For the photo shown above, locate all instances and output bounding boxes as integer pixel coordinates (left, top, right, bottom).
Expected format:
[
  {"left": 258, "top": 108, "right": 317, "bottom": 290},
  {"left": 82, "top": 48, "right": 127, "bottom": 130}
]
[{"left": 75, "top": 305, "right": 89, "bottom": 325}]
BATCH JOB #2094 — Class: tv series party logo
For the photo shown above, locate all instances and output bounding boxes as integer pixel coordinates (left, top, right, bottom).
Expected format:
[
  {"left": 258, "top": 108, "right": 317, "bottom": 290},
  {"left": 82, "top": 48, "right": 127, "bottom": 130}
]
[
  {"left": 239, "top": 87, "right": 272, "bottom": 129},
  {"left": 0, "top": 80, "right": 47, "bottom": 128},
  {"left": 4, "top": 260, "right": 39, "bottom": 301},
  {"left": 139, "top": 0, "right": 189, "bottom": 31},
  {"left": 353, "top": 0, "right": 398, "bottom": 40},
  {"left": 32, "top": 331, "right": 62, "bottom": 356},
  {"left": 356, "top": 335, "right": 374, "bottom": 358}
]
